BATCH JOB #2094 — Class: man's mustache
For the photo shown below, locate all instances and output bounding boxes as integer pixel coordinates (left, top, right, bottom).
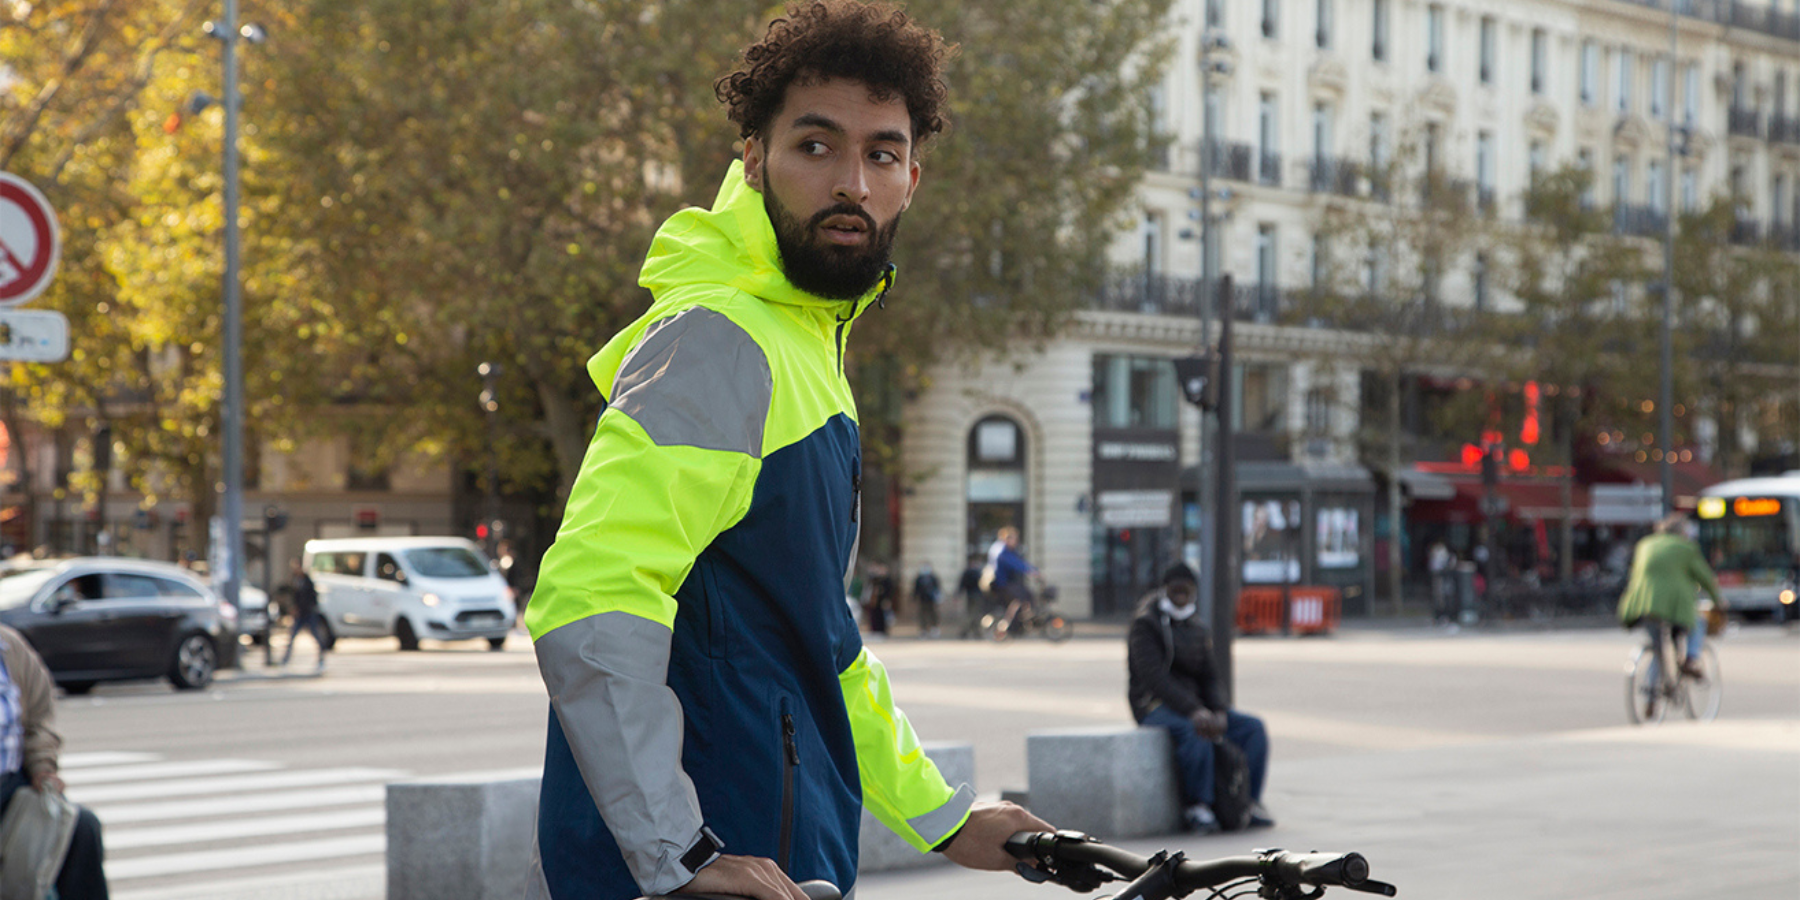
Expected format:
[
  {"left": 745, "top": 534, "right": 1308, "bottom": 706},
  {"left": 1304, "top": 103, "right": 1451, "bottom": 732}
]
[{"left": 808, "top": 203, "right": 876, "bottom": 234}]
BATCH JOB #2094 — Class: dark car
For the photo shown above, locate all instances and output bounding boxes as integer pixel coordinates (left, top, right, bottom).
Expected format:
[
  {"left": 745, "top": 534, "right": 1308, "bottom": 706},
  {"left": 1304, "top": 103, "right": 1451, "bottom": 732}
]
[{"left": 0, "top": 557, "right": 240, "bottom": 693}]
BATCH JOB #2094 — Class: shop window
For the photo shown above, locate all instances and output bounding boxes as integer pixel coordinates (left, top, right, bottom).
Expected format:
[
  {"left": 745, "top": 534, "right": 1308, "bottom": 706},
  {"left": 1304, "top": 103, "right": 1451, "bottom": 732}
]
[
  {"left": 1093, "top": 355, "right": 1178, "bottom": 430},
  {"left": 1237, "top": 363, "right": 1289, "bottom": 435}
]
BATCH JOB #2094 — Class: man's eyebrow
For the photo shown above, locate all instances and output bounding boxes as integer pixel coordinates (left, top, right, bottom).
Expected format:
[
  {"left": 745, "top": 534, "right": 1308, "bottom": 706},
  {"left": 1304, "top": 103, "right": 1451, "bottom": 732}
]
[{"left": 790, "top": 112, "right": 911, "bottom": 147}]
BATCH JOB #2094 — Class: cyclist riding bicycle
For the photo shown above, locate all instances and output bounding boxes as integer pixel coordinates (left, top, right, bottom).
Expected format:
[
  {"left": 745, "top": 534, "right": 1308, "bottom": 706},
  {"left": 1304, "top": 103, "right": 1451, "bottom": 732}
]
[
  {"left": 987, "top": 526, "right": 1040, "bottom": 637},
  {"left": 1616, "top": 512, "right": 1724, "bottom": 713}
]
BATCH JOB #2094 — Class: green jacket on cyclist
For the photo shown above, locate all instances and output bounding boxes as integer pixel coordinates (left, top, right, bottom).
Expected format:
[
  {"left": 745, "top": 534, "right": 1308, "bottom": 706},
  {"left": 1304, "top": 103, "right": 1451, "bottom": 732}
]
[
  {"left": 523, "top": 160, "right": 973, "bottom": 900},
  {"left": 1616, "top": 532, "right": 1722, "bottom": 631}
]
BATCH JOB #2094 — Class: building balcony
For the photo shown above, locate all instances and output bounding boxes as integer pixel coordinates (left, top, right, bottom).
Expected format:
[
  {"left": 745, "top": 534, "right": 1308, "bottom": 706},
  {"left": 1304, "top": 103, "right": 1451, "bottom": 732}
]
[
  {"left": 1308, "top": 156, "right": 1361, "bottom": 197},
  {"left": 1727, "top": 106, "right": 1761, "bottom": 139},
  {"left": 1613, "top": 204, "right": 1667, "bottom": 238},
  {"left": 1612, "top": 0, "right": 1800, "bottom": 41},
  {"left": 1258, "top": 151, "right": 1283, "bottom": 187},
  {"left": 1095, "top": 273, "right": 1289, "bottom": 323},
  {"left": 1730, "top": 218, "right": 1761, "bottom": 246},
  {"left": 1200, "top": 140, "right": 1254, "bottom": 182},
  {"left": 1770, "top": 115, "right": 1800, "bottom": 146},
  {"left": 1771, "top": 224, "right": 1800, "bottom": 252}
]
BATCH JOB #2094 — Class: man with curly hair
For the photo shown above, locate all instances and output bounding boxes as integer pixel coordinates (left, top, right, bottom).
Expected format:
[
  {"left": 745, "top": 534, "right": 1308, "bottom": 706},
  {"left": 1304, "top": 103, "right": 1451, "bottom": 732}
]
[{"left": 525, "top": 4, "right": 1051, "bottom": 900}]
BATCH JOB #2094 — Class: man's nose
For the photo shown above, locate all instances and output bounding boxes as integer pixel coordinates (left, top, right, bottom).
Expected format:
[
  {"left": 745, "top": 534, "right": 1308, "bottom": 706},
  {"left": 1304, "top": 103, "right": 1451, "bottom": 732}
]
[{"left": 832, "top": 160, "right": 870, "bottom": 205}]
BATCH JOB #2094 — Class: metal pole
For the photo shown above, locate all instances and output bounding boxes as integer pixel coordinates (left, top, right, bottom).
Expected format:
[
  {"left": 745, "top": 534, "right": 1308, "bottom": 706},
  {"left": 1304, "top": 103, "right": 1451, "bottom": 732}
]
[
  {"left": 1211, "top": 274, "right": 1237, "bottom": 707},
  {"left": 219, "top": 0, "right": 246, "bottom": 626},
  {"left": 1197, "top": 38, "right": 1216, "bottom": 616},
  {"left": 1659, "top": 1, "right": 1677, "bottom": 514}
]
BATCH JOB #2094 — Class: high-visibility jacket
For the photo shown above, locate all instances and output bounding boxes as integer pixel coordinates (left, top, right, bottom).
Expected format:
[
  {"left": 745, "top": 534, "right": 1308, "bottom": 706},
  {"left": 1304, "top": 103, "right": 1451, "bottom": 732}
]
[{"left": 525, "top": 161, "right": 972, "bottom": 900}]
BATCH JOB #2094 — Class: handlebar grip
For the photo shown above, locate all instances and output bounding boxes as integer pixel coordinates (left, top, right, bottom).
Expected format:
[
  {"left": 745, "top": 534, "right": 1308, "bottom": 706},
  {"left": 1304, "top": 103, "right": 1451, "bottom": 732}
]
[{"left": 644, "top": 880, "right": 840, "bottom": 900}]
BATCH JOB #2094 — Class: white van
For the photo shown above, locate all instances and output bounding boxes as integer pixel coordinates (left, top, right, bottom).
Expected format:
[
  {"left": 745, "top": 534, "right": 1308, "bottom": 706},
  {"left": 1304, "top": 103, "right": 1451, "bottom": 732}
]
[{"left": 302, "top": 537, "right": 517, "bottom": 651}]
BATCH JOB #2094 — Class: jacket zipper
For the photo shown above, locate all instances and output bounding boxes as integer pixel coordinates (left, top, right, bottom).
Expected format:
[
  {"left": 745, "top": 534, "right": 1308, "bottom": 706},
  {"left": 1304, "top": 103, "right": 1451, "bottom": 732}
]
[
  {"left": 779, "top": 713, "right": 799, "bottom": 872},
  {"left": 833, "top": 264, "right": 896, "bottom": 375},
  {"left": 850, "top": 464, "right": 861, "bottom": 525}
]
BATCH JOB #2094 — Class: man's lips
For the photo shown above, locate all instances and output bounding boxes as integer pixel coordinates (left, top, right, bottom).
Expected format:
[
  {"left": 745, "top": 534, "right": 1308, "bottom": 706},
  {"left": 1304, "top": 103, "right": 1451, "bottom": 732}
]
[{"left": 815, "top": 212, "right": 873, "bottom": 245}]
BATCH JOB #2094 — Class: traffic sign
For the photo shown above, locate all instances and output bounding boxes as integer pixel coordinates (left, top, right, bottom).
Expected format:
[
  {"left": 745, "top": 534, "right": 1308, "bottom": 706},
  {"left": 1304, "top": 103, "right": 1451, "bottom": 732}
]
[
  {"left": 0, "top": 172, "right": 61, "bottom": 307},
  {"left": 0, "top": 309, "right": 69, "bottom": 362}
]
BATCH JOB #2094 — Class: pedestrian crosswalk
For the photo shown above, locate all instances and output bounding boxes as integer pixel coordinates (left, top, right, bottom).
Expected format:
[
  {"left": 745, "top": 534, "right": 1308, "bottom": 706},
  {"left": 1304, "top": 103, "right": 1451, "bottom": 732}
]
[{"left": 60, "top": 751, "right": 399, "bottom": 900}]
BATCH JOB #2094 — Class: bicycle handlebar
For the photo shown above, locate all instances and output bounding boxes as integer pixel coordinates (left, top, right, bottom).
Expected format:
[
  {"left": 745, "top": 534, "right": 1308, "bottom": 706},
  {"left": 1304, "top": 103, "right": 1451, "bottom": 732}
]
[
  {"left": 645, "top": 880, "right": 840, "bottom": 900},
  {"left": 1004, "top": 830, "right": 1396, "bottom": 900}
]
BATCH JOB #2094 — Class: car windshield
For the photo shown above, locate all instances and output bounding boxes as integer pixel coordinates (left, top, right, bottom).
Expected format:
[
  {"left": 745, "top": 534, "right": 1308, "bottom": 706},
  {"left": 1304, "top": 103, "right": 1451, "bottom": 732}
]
[
  {"left": 0, "top": 569, "right": 57, "bottom": 610},
  {"left": 402, "top": 547, "right": 490, "bottom": 579}
]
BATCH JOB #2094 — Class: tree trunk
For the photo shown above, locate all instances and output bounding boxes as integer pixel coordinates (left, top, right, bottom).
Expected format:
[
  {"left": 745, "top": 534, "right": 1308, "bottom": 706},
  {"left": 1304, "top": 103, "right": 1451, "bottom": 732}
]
[
  {"left": 536, "top": 378, "right": 592, "bottom": 516},
  {"left": 1387, "top": 369, "right": 1404, "bottom": 617}
]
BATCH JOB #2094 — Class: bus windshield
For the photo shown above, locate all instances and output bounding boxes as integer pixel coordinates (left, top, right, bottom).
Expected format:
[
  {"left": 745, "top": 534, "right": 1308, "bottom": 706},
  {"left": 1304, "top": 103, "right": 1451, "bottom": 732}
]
[{"left": 1697, "top": 506, "right": 1795, "bottom": 573}]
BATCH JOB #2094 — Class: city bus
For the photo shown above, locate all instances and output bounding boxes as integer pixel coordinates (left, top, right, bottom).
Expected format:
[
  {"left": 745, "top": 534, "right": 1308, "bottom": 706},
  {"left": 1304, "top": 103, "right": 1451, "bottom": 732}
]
[{"left": 1694, "top": 472, "right": 1800, "bottom": 621}]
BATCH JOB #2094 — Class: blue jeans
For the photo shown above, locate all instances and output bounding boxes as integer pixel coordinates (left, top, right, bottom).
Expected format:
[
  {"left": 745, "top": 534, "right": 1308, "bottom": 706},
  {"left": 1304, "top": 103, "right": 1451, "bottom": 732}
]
[
  {"left": 1141, "top": 705, "right": 1269, "bottom": 806},
  {"left": 0, "top": 769, "right": 110, "bottom": 900},
  {"left": 282, "top": 610, "right": 330, "bottom": 664}
]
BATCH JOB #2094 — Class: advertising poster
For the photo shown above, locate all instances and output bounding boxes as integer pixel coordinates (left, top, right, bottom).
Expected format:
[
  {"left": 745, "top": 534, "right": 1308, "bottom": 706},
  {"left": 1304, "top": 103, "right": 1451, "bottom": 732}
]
[
  {"left": 1242, "top": 498, "right": 1302, "bottom": 583},
  {"left": 1316, "top": 506, "right": 1361, "bottom": 569}
]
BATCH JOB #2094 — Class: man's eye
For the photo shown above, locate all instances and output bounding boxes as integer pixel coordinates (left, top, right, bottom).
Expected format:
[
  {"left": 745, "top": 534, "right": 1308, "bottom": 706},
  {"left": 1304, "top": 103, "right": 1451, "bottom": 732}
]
[
  {"left": 800, "top": 140, "right": 829, "bottom": 155},
  {"left": 870, "top": 150, "right": 899, "bottom": 164}
]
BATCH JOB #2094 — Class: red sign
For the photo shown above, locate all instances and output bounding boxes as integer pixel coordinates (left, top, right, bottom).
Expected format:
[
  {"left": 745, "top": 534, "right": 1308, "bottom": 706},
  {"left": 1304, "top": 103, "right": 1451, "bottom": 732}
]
[{"left": 0, "top": 173, "right": 61, "bottom": 307}]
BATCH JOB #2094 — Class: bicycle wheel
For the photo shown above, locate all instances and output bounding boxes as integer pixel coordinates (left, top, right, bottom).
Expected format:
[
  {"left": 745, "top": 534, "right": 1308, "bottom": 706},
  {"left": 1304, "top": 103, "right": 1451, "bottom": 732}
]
[
  {"left": 1675, "top": 644, "right": 1722, "bottom": 722},
  {"left": 1042, "top": 615, "right": 1072, "bottom": 643},
  {"left": 1625, "top": 646, "right": 1666, "bottom": 725}
]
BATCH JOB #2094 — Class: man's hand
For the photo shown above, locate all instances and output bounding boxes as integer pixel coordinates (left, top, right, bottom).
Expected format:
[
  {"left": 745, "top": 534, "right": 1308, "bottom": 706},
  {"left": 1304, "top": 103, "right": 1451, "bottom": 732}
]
[
  {"left": 680, "top": 854, "right": 807, "bottom": 900},
  {"left": 30, "top": 770, "right": 63, "bottom": 794},
  {"left": 940, "top": 800, "right": 1054, "bottom": 872},
  {"left": 1189, "top": 709, "right": 1226, "bottom": 741}
]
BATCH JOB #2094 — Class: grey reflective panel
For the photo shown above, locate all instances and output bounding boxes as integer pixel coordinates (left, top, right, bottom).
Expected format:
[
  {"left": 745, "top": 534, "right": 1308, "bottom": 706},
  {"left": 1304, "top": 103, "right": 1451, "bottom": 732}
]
[
  {"left": 612, "top": 308, "right": 772, "bottom": 459},
  {"left": 536, "top": 612, "right": 704, "bottom": 895},
  {"left": 907, "top": 783, "right": 977, "bottom": 846}
]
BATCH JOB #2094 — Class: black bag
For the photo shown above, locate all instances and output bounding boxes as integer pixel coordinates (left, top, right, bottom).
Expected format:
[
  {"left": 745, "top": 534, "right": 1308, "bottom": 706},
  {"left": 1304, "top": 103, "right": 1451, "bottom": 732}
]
[{"left": 1211, "top": 738, "right": 1253, "bottom": 831}]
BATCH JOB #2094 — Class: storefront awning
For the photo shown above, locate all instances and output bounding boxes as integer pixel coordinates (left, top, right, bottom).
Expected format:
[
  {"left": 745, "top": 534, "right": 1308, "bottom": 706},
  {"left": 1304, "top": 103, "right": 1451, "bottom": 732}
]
[
  {"left": 1398, "top": 468, "right": 1456, "bottom": 500},
  {"left": 1409, "top": 470, "right": 1592, "bottom": 523}
]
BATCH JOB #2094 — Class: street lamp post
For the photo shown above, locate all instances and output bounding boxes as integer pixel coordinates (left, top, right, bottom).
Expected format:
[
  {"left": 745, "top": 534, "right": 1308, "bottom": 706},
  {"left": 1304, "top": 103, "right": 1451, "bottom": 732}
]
[
  {"left": 478, "top": 362, "right": 502, "bottom": 558},
  {"left": 204, "top": 3, "right": 263, "bottom": 628},
  {"left": 1196, "top": 28, "right": 1229, "bottom": 624},
  {"left": 1659, "top": 2, "right": 1679, "bottom": 514}
]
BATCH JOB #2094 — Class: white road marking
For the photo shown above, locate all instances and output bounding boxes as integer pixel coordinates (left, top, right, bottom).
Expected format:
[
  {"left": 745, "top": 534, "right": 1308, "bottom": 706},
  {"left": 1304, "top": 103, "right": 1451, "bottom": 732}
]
[
  {"left": 106, "top": 807, "right": 388, "bottom": 850},
  {"left": 70, "top": 767, "right": 406, "bottom": 804}
]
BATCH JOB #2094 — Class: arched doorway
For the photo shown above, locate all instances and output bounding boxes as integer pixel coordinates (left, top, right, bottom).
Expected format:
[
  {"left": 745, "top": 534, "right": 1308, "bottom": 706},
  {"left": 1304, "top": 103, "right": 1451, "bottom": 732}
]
[{"left": 966, "top": 415, "right": 1027, "bottom": 560}]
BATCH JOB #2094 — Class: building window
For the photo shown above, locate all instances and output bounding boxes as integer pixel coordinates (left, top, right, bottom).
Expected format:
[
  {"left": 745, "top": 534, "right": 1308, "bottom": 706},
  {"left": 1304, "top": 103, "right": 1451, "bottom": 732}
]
[
  {"left": 1652, "top": 59, "right": 1669, "bottom": 120},
  {"left": 1259, "top": 92, "right": 1280, "bottom": 185},
  {"left": 1143, "top": 212, "right": 1163, "bottom": 273},
  {"left": 1528, "top": 141, "right": 1545, "bottom": 185},
  {"left": 1476, "top": 131, "right": 1495, "bottom": 210},
  {"left": 1426, "top": 4, "right": 1443, "bottom": 73},
  {"left": 1371, "top": 0, "right": 1388, "bottom": 61},
  {"left": 1581, "top": 42, "right": 1599, "bottom": 106},
  {"left": 1681, "top": 167, "right": 1698, "bottom": 212},
  {"left": 1310, "top": 233, "right": 1328, "bottom": 289},
  {"left": 1479, "top": 16, "right": 1496, "bottom": 85},
  {"left": 966, "top": 415, "right": 1027, "bottom": 558},
  {"left": 1614, "top": 48, "right": 1632, "bottom": 114},
  {"left": 1613, "top": 156, "right": 1630, "bottom": 206},
  {"left": 1732, "top": 61, "right": 1747, "bottom": 109},
  {"left": 1773, "top": 175, "right": 1788, "bottom": 227},
  {"left": 1206, "top": 0, "right": 1224, "bottom": 29},
  {"left": 1648, "top": 159, "right": 1665, "bottom": 215},
  {"left": 1313, "top": 102, "right": 1332, "bottom": 160},
  {"left": 1263, "top": 0, "right": 1279, "bottom": 39},
  {"left": 1238, "top": 363, "right": 1289, "bottom": 434},
  {"left": 1315, "top": 0, "right": 1332, "bottom": 49},
  {"left": 1093, "top": 356, "right": 1178, "bottom": 430},
  {"left": 1578, "top": 148, "right": 1595, "bottom": 208},
  {"left": 1305, "top": 388, "right": 1333, "bottom": 436},
  {"left": 1531, "top": 29, "right": 1547, "bottom": 95},
  {"left": 1473, "top": 253, "right": 1490, "bottom": 312},
  {"left": 1369, "top": 111, "right": 1389, "bottom": 200},
  {"left": 1255, "top": 224, "right": 1278, "bottom": 318},
  {"left": 1683, "top": 63, "right": 1699, "bottom": 127}
]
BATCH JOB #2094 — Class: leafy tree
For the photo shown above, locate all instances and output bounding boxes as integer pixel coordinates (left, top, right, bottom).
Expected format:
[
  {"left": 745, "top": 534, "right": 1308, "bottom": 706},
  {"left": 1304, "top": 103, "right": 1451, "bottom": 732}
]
[{"left": 1291, "top": 119, "right": 1492, "bottom": 613}]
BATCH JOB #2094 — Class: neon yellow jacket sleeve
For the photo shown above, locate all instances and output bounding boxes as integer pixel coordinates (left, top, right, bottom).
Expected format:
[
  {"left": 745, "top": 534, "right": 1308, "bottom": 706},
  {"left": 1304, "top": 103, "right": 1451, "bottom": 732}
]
[{"left": 840, "top": 648, "right": 975, "bottom": 852}]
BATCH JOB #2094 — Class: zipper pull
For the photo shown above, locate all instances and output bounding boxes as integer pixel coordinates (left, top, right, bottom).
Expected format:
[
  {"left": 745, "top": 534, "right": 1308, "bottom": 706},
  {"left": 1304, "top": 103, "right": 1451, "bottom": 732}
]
[
  {"left": 873, "top": 264, "right": 896, "bottom": 310},
  {"left": 782, "top": 714, "right": 800, "bottom": 765},
  {"left": 850, "top": 469, "right": 861, "bottom": 523}
]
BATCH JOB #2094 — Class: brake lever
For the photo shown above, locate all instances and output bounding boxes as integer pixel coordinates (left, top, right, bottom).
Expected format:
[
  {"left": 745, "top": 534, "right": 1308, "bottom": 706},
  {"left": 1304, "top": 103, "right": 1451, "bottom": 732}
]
[{"left": 1344, "top": 880, "right": 1397, "bottom": 897}]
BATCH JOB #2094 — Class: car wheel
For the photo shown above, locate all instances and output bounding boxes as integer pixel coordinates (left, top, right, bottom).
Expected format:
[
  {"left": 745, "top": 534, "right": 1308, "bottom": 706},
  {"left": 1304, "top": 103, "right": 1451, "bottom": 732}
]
[
  {"left": 395, "top": 618, "right": 421, "bottom": 651},
  {"left": 61, "top": 681, "right": 95, "bottom": 696},
  {"left": 169, "top": 633, "right": 217, "bottom": 690},
  {"left": 488, "top": 636, "right": 507, "bottom": 651}
]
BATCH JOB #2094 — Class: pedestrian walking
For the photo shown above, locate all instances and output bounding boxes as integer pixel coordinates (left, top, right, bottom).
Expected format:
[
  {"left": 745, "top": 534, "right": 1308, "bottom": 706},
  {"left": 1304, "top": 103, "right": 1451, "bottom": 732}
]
[
  {"left": 912, "top": 563, "right": 943, "bottom": 638},
  {"left": 281, "top": 559, "right": 329, "bottom": 671}
]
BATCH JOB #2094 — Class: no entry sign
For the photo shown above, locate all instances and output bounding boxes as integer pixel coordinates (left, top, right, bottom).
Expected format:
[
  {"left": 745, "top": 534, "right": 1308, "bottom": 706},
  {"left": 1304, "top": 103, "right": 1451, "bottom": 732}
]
[{"left": 0, "top": 172, "right": 61, "bottom": 307}]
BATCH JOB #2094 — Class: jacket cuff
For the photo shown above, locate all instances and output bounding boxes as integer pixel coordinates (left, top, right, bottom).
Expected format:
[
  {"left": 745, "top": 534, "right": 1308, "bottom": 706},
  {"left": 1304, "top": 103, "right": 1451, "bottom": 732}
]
[{"left": 656, "top": 825, "right": 723, "bottom": 893}]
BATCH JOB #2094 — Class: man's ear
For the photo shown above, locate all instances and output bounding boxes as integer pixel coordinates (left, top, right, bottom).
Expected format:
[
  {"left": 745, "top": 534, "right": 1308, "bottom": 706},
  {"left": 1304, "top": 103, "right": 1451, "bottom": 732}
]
[
  {"left": 742, "top": 136, "right": 765, "bottom": 193},
  {"left": 901, "top": 159, "right": 921, "bottom": 211}
]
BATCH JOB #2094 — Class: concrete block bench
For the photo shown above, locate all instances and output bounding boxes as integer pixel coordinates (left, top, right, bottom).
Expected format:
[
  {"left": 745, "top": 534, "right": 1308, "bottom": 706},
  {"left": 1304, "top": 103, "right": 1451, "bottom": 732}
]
[
  {"left": 387, "top": 742, "right": 976, "bottom": 898},
  {"left": 1025, "top": 726, "right": 1180, "bottom": 838},
  {"left": 387, "top": 767, "right": 543, "bottom": 900}
]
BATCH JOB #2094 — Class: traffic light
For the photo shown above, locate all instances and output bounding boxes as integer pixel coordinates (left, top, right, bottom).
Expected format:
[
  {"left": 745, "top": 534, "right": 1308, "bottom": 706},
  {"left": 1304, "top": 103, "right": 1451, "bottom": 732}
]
[
  {"left": 263, "top": 505, "right": 288, "bottom": 533},
  {"left": 1173, "top": 353, "right": 1221, "bottom": 410}
]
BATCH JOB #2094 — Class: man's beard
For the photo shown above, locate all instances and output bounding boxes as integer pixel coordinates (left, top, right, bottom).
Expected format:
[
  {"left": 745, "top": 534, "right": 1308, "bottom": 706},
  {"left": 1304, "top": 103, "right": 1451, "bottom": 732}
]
[{"left": 764, "top": 181, "right": 902, "bottom": 300}]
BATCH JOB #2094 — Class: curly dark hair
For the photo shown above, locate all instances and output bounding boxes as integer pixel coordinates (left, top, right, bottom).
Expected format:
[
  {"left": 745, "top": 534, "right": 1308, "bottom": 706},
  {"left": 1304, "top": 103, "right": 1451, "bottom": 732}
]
[{"left": 716, "top": 0, "right": 955, "bottom": 152}]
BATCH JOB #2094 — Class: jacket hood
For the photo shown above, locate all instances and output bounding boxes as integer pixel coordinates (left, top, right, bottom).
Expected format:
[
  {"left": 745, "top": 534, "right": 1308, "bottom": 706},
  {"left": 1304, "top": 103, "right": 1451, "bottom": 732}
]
[{"left": 638, "top": 160, "right": 893, "bottom": 313}]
